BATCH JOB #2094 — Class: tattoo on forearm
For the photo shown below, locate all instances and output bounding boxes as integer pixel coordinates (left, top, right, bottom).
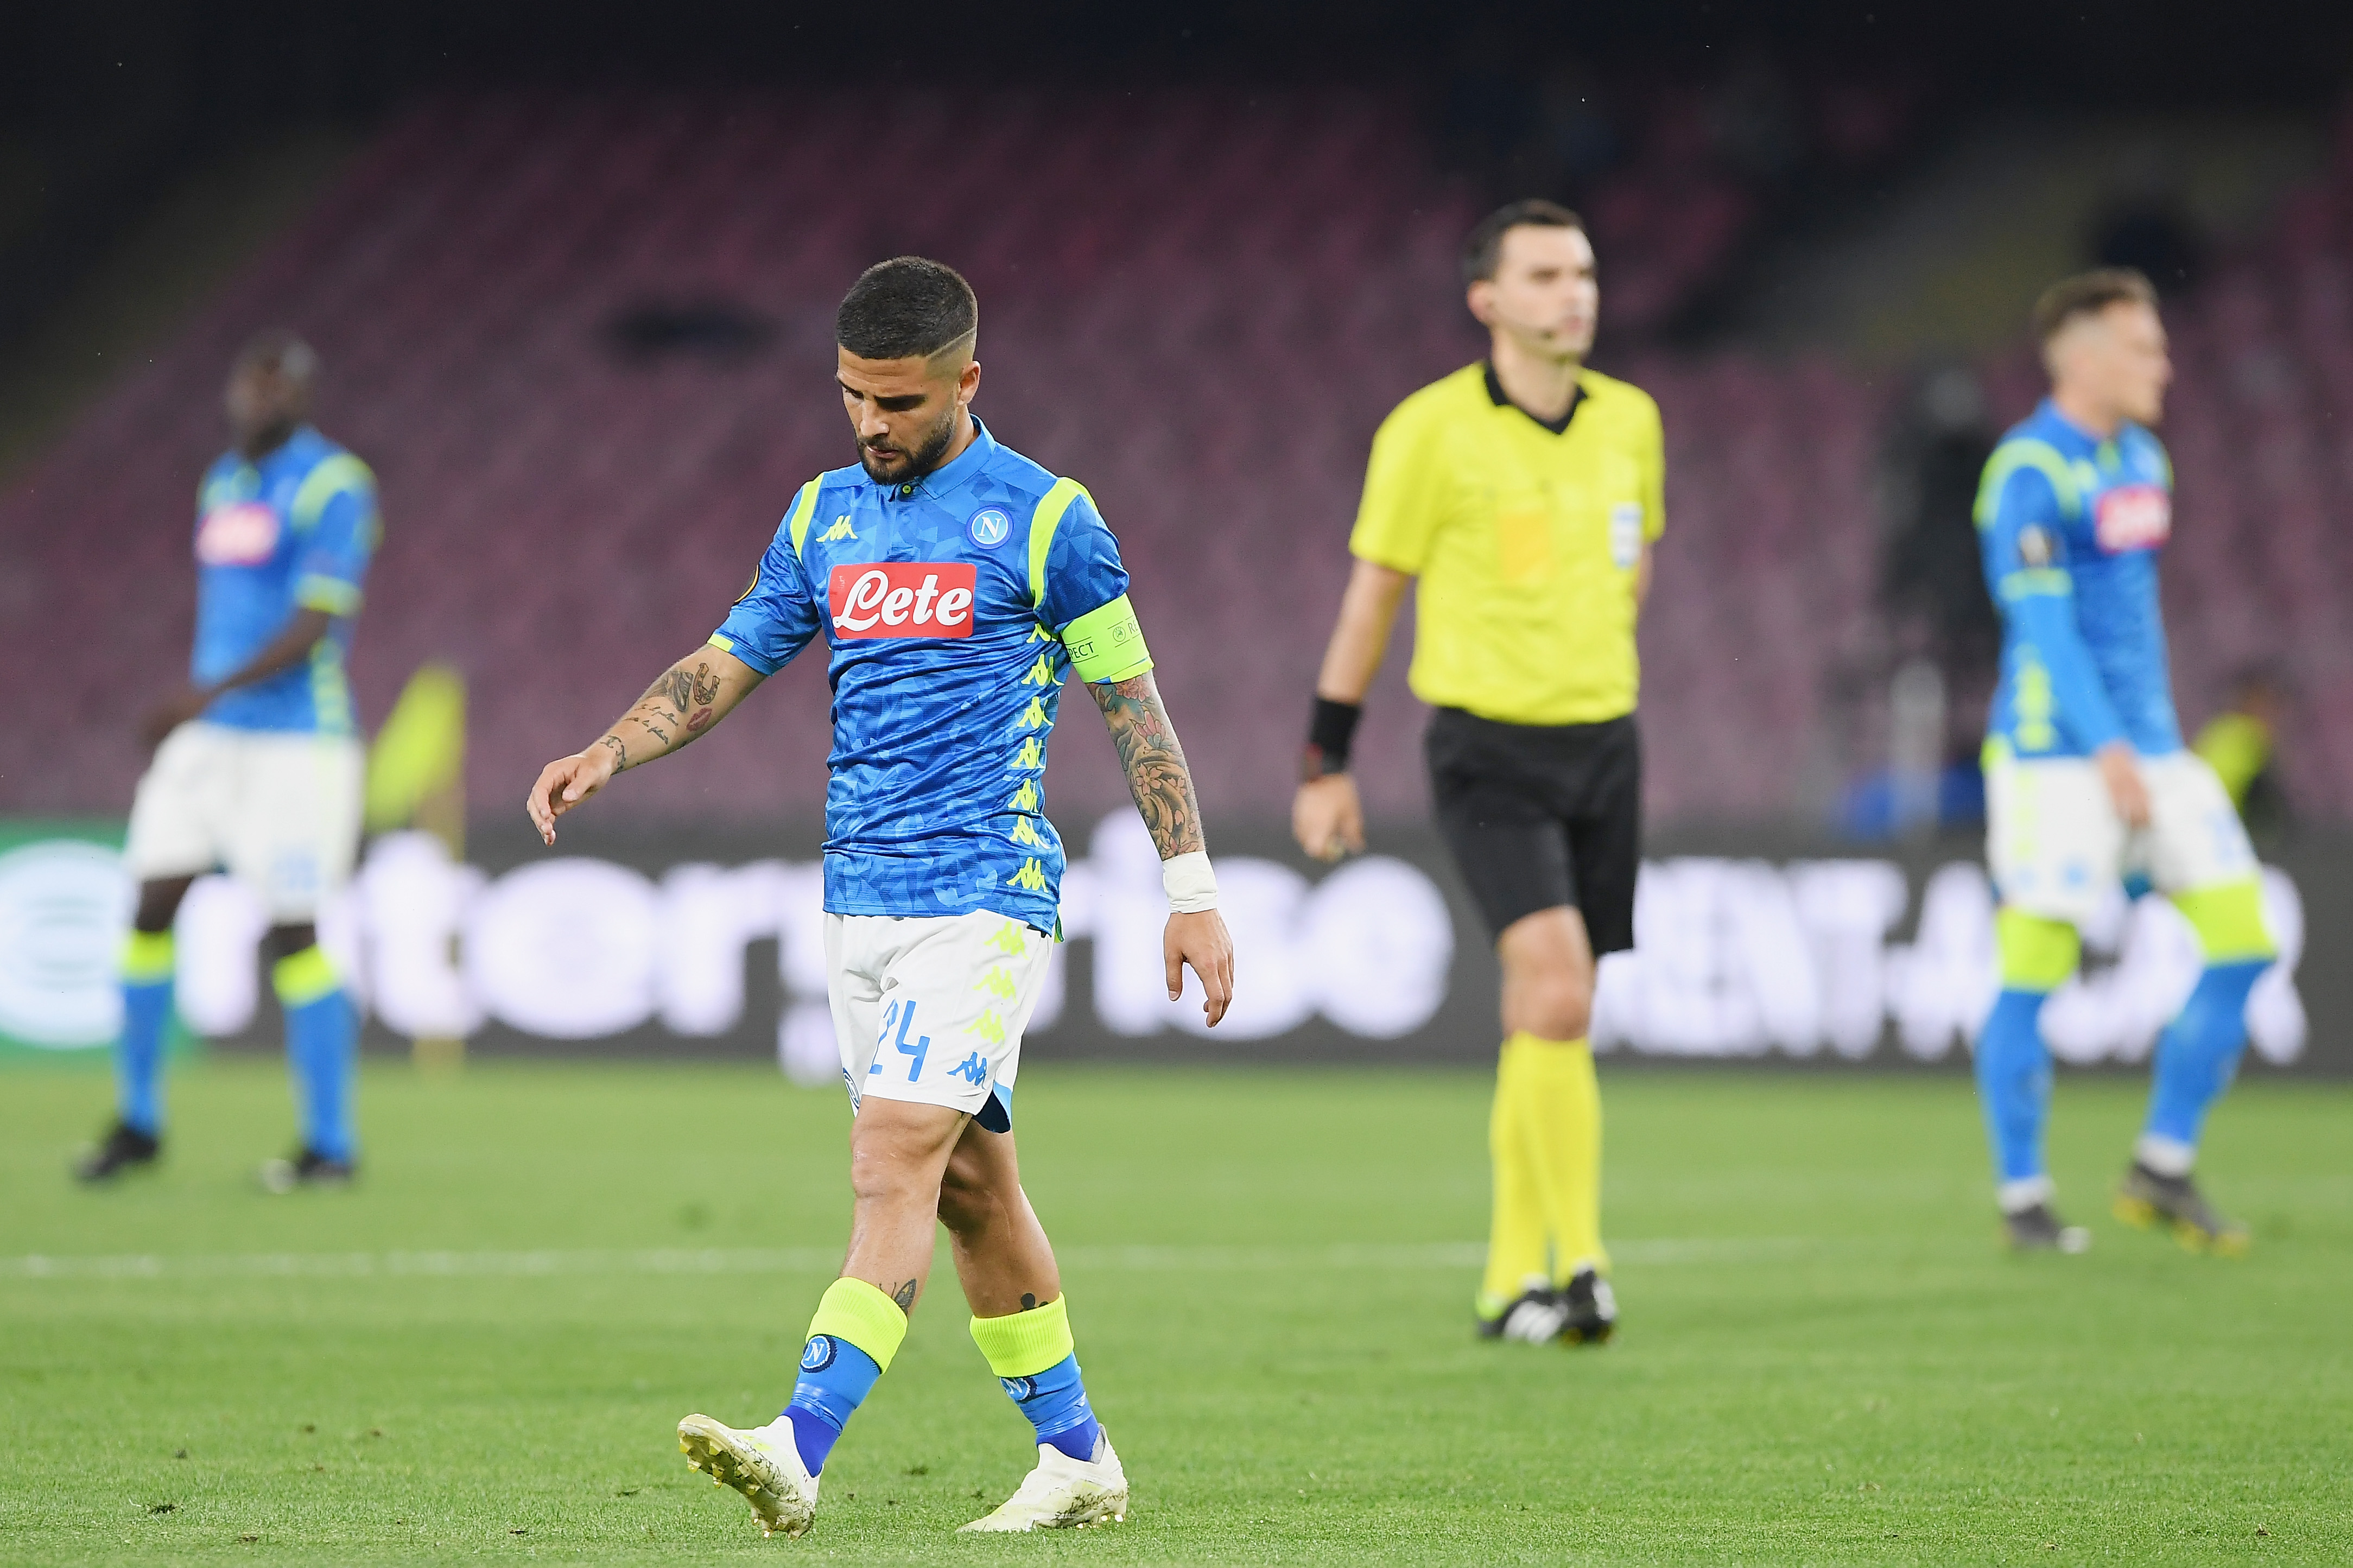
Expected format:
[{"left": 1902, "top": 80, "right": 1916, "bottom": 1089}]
[
  {"left": 1090, "top": 673, "right": 1206, "bottom": 859},
  {"left": 597, "top": 734, "right": 627, "bottom": 772},
  {"left": 891, "top": 1279, "right": 918, "bottom": 1312},
  {"left": 691, "top": 661, "right": 721, "bottom": 705}
]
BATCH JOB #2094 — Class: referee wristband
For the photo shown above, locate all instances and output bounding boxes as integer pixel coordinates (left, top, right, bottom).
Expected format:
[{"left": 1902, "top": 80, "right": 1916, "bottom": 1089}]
[
  {"left": 1304, "top": 696, "right": 1362, "bottom": 779},
  {"left": 1160, "top": 850, "right": 1219, "bottom": 913}
]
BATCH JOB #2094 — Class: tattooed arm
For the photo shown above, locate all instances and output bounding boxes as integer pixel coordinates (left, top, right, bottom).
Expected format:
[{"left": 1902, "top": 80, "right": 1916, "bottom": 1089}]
[
  {"left": 525, "top": 645, "right": 763, "bottom": 845},
  {"left": 1089, "top": 671, "right": 1206, "bottom": 859},
  {"left": 1089, "top": 671, "right": 1234, "bottom": 1026}
]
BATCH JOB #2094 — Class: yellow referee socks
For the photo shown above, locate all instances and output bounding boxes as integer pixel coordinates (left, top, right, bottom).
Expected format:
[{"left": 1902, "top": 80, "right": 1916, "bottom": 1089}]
[{"left": 1479, "top": 1032, "right": 1607, "bottom": 1313}]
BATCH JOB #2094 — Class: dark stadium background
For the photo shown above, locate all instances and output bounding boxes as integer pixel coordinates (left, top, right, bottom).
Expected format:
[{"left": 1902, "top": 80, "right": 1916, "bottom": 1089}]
[{"left": 5, "top": 0, "right": 2351, "bottom": 1073}]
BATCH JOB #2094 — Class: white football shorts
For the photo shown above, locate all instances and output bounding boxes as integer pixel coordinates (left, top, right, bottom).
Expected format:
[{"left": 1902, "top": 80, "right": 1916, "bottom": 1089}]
[
  {"left": 826, "top": 909, "right": 1056, "bottom": 1131},
  {"left": 124, "top": 721, "right": 364, "bottom": 922},
  {"left": 1986, "top": 745, "right": 2257, "bottom": 925}
]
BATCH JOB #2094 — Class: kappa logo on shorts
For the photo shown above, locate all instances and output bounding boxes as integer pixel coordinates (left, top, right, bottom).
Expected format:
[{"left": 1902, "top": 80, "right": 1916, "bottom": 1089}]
[
  {"left": 195, "top": 501, "right": 281, "bottom": 566},
  {"left": 828, "top": 562, "right": 977, "bottom": 638},
  {"left": 2094, "top": 484, "right": 2171, "bottom": 554}
]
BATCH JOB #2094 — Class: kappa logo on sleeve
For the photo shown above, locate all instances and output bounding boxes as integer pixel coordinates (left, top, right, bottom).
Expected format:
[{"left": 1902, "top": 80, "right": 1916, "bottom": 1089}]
[
  {"left": 828, "top": 562, "right": 978, "bottom": 638},
  {"left": 2094, "top": 484, "right": 2171, "bottom": 554}
]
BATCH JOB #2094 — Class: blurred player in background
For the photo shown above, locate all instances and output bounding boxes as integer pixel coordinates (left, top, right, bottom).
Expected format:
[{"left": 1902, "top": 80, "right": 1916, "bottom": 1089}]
[
  {"left": 1294, "top": 200, "right": 1662, "bottom": 1345},
  {"left": 527, "top": 258, "right": 1233, "bottom": 1538},
  {"left": 1973, "top": 269, "right": 2274, "bottom": 1254},
  {"left": 77, "top": 331, "right": 378, "bottom": 1190}
]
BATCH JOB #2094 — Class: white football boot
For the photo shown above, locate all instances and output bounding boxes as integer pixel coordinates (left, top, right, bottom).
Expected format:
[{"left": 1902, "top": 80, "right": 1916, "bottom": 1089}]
[
  {"left": 677, "top": 1413, "right": 820, "bottom": 1538},
  {"left": 960, "top": 1430, "right": 1129, "bottom": 1532}
]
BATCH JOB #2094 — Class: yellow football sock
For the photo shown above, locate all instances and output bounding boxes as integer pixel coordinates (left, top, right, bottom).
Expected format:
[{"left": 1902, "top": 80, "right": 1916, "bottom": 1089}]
[
  {"left": 1479, "top": 1036, "right": 1549, "bottom": 1312},
  {"left": 1512, "top": 1031, "right": 1609, "bottom": 1282}
]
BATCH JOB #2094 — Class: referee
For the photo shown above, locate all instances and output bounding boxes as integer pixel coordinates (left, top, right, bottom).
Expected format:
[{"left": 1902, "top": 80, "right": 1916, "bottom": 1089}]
[{"left": 1294, "top": 200, "right": 1661, "bottom": 1346}]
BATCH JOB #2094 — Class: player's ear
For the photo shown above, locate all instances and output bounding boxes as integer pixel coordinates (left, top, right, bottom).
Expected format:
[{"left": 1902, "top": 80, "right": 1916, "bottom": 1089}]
[
  {"left": 957, "top": 356, "right": 981, "bottom": 409},
  {"left": 1465, "top": 280, "right": 1495, "bottom": 329}
]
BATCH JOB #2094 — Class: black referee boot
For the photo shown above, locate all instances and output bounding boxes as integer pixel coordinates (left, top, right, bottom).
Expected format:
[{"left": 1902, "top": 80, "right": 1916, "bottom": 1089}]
[{"left": 74, "top": 1120, "right": 161, "bottom": 1183}]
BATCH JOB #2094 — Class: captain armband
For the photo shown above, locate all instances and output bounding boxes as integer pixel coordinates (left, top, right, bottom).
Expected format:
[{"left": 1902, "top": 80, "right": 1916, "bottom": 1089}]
[{"left": 1062, "top": 593, "right": 1153, "bottom": 683}]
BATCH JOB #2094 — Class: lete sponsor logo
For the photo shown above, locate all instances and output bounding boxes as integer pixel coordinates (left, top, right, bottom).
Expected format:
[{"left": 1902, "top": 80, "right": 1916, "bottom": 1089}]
[
  {"left": 195, "top": 502, "right": 281, "bottom": 566},
  {"left": 828, "top": 562, "right": 976, "bottom": 638},
  {"left": 2094, "top": 484, "right": 2171, "bottom": 553}
]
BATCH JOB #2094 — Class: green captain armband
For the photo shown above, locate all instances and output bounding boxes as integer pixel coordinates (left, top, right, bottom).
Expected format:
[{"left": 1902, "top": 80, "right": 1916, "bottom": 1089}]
[{"left": 1061, "top": 593, "right": 1153, "bottom": 684}]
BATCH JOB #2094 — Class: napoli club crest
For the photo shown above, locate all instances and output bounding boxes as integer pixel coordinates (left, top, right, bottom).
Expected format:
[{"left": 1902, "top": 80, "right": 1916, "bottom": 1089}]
[
  {"left": 967, "top": 507, "right": 1012, "bottom": 548},
  {"left": 801, "top": 1336, "right": 838, "bottom": 1372}
]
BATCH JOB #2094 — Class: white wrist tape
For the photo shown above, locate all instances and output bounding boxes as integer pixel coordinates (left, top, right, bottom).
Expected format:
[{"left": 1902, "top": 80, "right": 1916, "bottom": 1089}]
[{"left": 1160, "top": 850, "right": 1219, "bottom": 913}]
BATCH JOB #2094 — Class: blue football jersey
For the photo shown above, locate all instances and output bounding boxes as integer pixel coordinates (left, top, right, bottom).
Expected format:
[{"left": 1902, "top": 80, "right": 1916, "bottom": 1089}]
[
  {"left": 709, "top": 419, "right": 1153, "bottom": 931},
  {"left": 1976, "top": 398, "right": 2181, "bottom": 760},
  {"left": 190, "top": 427, "right": 379, "bottom": 735}
]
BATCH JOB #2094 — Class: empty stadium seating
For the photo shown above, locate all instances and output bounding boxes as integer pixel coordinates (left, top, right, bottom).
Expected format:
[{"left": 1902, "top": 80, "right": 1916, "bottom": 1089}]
[{"left": 2, "top": 90, "right": 2345, "bottom": 828}]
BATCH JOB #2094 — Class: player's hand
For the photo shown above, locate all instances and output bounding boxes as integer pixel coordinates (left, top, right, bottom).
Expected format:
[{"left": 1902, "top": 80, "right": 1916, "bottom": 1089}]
[
  {"left": 1165, "top": 909, "right": 1234, "bottom": 1028},
  {"left": 525, "top": 743, "right": 619, "bottom": 845},
  {"left": 2096, "top": 741, "right": 2152, "bottom": 830},
  {"left": 139, "top": 684, "right": 213, "bottom": 748},
  {"left": 1292, "top": 774, "right": 1365, "bottom": 864}
]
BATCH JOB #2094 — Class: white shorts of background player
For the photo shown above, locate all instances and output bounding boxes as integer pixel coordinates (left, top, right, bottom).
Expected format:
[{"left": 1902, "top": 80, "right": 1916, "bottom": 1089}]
[
  {"left": 1986, "top": 745, "right": 2259, "bottom": 926},
  {"left": 124, "top": 721, "right": 364, "bottom": 923},
  {"left": 826, "top": 910, "right": 1056, "bottom": 1131}
]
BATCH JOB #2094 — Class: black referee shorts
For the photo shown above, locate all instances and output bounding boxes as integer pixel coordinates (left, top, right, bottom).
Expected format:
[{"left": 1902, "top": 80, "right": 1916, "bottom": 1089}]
[{"left": 1424, "top": 708, "right": 1641, "bottom": 953}]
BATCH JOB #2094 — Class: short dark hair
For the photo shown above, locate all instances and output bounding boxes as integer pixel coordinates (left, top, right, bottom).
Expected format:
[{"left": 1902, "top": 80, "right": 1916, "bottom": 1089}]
[
  {"left": 1462, "top": 199, "right": 1585, "bottom": 288},
  {"left": 2031, "top": 268, "right": 2157, "bottom": 344},
  {"left": 234, "top": 327, "right": 318, "bottom": 385},
  {"left": 836, "top": 256, "right": 978, "bottom": 360}
]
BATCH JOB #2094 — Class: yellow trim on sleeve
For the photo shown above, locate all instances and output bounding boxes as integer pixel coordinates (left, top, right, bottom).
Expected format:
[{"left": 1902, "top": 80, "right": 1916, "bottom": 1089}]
[
  {"left": 785, "top": 480, "right": 822, "bottom": 557},
  {"left": 706, "top": 632, "right": 735, "bottom": 653},
  {"left": 1027, "top": 478, "right": 1092, "bottom": 612},
  {"left": 1998, "top": 568, "right": 2072, "bottom": 601},
  {"left": 1061, "top": 592, "right": 1153, "bottom": 683},
  {"left": 969, "top": 1293, "right": 1076, "bottom": 1379},
  {"left": 295, "top": 574, "right": 364, "bottom": 614},
  {"left": 809, "top": 1276, "right": 911, "bottom": 1372},
  {"left": 289, "top": 453, "right": 375, "bottom": 532},
  {"left": 1974, "top": 439, "right": 2079, "bottom": 529}
]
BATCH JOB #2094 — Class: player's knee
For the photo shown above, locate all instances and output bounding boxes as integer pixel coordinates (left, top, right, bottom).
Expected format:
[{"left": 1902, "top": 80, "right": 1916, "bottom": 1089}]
[
  {"left": 1521, "top": 972, "right": 1593, "bottom": 1043},
  {"left": 935, "top": 1157, "right": 998, "bottom": 1234},
  {"left": 848, "top": 1120, "right": 954, "bottom": 1209}
]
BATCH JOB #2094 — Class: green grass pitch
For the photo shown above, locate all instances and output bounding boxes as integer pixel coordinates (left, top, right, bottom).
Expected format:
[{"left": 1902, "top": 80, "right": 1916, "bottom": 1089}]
[{"left": 2, "top": 1059, "right": 2346, "bottom": 1565}]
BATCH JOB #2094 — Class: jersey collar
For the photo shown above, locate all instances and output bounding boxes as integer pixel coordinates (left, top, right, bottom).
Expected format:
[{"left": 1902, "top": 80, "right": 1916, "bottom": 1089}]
[
  {"left": 891, "top": 415, "right": 998, "bottom": 501},
  {"left": 1483, "top": 363, "right": 1583, "bottom": 436}
]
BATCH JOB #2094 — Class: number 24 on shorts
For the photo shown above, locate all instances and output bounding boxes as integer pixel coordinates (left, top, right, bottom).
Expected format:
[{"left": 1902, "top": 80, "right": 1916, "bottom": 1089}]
[{"left": 873, "top": 1001, "right": 988, "bottom": 1086}]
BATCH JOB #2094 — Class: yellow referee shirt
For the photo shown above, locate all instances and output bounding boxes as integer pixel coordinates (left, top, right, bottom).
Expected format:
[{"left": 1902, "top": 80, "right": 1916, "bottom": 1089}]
[{"left": 1350, "top": 362, "right": 1664, "bottom": 727}]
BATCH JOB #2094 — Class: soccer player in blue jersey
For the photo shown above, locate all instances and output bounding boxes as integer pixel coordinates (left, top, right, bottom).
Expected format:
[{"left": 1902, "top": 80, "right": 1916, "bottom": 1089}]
[
  {"left": 77, "top": 331, "right": 379, "bottom": 1191},
  {"left": 527, "top": 257, "right": 1234, "bottom": 1537},
  {"left": 1974, "top": 269, "right": 2273, "bottom": 1254}
]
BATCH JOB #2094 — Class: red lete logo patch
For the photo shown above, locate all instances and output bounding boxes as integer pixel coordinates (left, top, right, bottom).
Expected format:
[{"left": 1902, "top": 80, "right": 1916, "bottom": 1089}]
[
  {"left": 828, "top": 562, "right": 978, "bottom": 638},
  {"left": 195, "top": 502, "right": 281, "bottom": 566},
  {"left": 2094, "top": 484, "right": 2171, "bottom": 554}
]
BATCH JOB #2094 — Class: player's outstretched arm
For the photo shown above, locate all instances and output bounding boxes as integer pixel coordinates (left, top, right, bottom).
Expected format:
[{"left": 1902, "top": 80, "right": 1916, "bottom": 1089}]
[
  {"left": 526, "top": 645, "right": 763, "bottom": 845},
  {"left": 1089, "top": 671, "right": 1235, "bottom": 1028},
  {"left": 1293, "top": 559, "right": 1410, "bottom": 862}
]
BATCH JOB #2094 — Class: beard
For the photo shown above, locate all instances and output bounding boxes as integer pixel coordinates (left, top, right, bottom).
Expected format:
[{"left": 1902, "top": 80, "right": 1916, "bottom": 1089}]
[{"left": 859, "top": 404, "right": 960, "bottom": 484}]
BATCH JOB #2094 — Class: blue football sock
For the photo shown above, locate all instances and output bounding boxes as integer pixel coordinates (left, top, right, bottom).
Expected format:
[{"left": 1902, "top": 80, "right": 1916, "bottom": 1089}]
[
  {"left": 115, "top": 930, "right": 176, "bottom": 1137},
  {"left": 783, "top": 1334, "right": 883, "bottom": 1475},
  {"left": 1975, "top": 987, "right": 2053, "bottom": 1194},
  {"left": 2142, "top": 960, "right": 2267, "bottom": 1156},
  {"left": 275, "top": 947, "right": 357, "bottom": 1162},
  {"left": 1001, "top": 1353, "right": 1101, "bottom": 1462}
]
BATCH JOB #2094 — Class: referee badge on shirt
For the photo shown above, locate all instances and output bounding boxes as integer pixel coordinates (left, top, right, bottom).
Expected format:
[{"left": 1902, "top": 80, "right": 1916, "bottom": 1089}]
[
  {"left": 966, "top": 507, "right": 1012, "bottom": 548},
  {"left": 1608, "top": 503, "right": 1644, "bottom": 570}
]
